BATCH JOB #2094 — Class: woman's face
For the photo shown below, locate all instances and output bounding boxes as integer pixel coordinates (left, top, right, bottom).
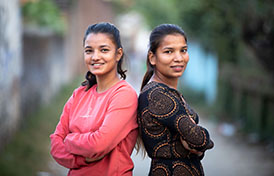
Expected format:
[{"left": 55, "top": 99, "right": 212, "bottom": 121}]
[
  {"left": 149, "top": 33, "right": 189, "bottom": 79},
  {"left": 84, "top": 33, "right": 122, "bottom": 77}
]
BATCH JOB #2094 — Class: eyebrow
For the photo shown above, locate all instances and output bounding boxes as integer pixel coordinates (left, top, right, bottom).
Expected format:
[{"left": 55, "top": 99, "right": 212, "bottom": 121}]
[
  {"left": 84, "top": 46, "right": 92, "bottom": 49},
  {"left": 99, "top": 45, "right": 110, "bottom": 48},
  {"left": 163, "top": 45, "right": 188, "bottom": 50},
  {"left": 84, "top": 45, "right": 110, "bottom": 49}
]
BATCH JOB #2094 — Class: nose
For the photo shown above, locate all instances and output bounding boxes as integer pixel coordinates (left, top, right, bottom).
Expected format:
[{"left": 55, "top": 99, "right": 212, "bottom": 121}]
[
  {"left": 174, "top": 51, "right": 183, "bottom": 62},
  {"left": 91, "top": 50, "right": 100, "bottom": 61}
]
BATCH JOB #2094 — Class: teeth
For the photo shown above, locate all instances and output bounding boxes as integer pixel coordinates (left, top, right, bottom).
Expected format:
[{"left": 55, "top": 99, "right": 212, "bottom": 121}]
[{"left": 93, "top": 63, "right": 103, "bottom": 66}]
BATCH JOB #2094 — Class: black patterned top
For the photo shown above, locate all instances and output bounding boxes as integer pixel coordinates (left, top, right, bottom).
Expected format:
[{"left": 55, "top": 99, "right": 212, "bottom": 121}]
[{"left": 138, "top": 81, "right": 214, "bottom": 176}]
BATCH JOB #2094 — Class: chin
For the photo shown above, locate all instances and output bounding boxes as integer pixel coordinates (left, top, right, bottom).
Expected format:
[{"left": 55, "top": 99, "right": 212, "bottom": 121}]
[
  {"left": 90, "top": 71, "right": 104, "bottom": 76},
  {"left": 173, "top": 73, "right": 184, "bottom": 78}
]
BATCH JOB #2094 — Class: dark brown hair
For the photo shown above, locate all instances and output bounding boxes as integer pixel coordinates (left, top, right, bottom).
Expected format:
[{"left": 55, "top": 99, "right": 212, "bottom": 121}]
[
  {"left": 81, "top": 22, "right": 126, "bottom": 91},
  {"left": 136, "top": 24, "right": 188, "bottom": 155},
  {"left": 140, "top": 24, "right": 187, "bottom": 90}
]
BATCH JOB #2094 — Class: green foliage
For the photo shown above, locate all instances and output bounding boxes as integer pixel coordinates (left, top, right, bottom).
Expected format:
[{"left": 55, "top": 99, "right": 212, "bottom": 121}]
[
  {"left": 132, "top": 0, "right": 180, "bottom": 28},
  {"left": 22, "top": 0, "right": 66, "bottom": 35},
  {"left": 127, "top": 0, "right": 274, "bottom": 69},
  {"left": 131, "top": 0, "right": 242, "bottom": 63}
]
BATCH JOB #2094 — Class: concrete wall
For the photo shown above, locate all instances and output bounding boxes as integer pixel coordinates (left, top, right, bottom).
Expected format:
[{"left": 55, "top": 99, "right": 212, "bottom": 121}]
[
  {"left": 21, "top": 29, "right": 66, "bottom": 116},
  {"left": 0, "top": 0, "right": 22, "bottom": 148}
]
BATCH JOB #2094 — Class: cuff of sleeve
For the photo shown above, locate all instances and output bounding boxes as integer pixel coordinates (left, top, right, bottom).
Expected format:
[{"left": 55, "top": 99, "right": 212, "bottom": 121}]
[
  {"left": 198, "top": 153, "right": 205, "bottom": 160},
  {"left": 76, "top": 155, "right": 89, "bottom": 166},
  {"left": 207, "top": 140, "right": 214, "bottom": 150}
]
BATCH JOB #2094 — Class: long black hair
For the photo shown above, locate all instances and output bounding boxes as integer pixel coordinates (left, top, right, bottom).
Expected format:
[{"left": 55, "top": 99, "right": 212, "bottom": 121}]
[
  {"left": 81, "top": 22, "right": 126, "bottom": 91},
  {"left": 140, "top": 24, "right": 187, "bottom": 90}
]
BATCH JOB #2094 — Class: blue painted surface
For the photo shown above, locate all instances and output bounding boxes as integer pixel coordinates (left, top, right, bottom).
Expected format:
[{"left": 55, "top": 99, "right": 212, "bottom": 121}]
[{"left": 182, "top": 42, "right": 218, "bottom": 105}]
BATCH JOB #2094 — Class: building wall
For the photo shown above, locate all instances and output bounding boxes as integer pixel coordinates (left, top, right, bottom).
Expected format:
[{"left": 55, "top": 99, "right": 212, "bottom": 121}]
[
  {"left": 21, "top": 30, "right": 66, "bottom": 116},
  {"left": 0, "top": 0, "right": 22, "bottom": 149}
]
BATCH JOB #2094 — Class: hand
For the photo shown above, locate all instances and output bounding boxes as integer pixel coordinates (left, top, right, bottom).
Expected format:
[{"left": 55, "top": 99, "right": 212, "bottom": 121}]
[
  {"left": 180, "top": 137, "right": 203, "bottom": 157},
  {"left": 189, "top": 117, "right": 196, "bottom": 124},
  {"left": 85, "top": 155, "right": 105, "bottom": 163}
]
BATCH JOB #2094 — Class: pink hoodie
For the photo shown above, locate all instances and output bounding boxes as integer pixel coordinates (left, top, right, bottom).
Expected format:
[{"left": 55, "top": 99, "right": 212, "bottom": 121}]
[{"left": 50, "top": 80, "right": 138, "bottom": 176}]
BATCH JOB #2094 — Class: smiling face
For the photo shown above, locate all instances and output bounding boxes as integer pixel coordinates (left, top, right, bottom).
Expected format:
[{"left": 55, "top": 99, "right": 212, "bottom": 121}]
[
  {"left": 149, "top": 33, "right": 189, "bottom": 81},
  {"left": 84, "top": 33, "right": 123, "bottom": 78}
]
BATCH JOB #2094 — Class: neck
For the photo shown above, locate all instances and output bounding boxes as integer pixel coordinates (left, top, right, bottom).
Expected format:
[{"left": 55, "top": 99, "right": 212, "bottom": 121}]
[
  {"left": 96, "top": 73, "right": 120, "bottom": 93},
  {"left": 151, "top": 73, "right": 178, "bottom": 90}
]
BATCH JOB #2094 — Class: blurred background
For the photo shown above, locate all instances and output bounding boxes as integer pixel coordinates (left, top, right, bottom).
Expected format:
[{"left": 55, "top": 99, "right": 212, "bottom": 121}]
[{"left": 0, "top": 0, "right": 274, "bottom": 175}]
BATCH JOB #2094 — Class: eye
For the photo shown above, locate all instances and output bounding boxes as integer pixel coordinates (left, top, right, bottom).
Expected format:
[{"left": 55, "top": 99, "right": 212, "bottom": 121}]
[
  {"left": 164, "top": 50, "right": 172, "bottom": 54},
  {"left": 101, "top": 48, "right": 109, "bottom": 52},
  {"left": 85, "top": 49, "right": 93, "bottom": 54},
  {"left": 181, "top": 48, "right": 187, "bottom": 53}
]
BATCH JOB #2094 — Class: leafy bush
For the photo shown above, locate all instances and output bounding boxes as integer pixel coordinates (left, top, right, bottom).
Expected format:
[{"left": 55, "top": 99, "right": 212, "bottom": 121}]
[{"left": 22, "top": 0, "right": 66, "bottom": 35}]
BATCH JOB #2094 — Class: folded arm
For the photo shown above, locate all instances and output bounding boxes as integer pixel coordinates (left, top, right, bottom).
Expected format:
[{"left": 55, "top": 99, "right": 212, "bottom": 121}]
[
  {"left": 146, "top": 87, "right": 214, "bottom": 152},
  {"left": 50, "top": 94, "right": 88, "bottom": 169},
  {"left": 64, "top": 88, "right": 138, "bottom": 159}
]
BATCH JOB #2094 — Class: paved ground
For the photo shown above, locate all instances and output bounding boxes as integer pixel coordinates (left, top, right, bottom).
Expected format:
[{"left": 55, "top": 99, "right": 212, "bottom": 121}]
[
  {"left": 200, "top": 119, "right": 274, "bottom": 176},
  {"left": 131, "top": 118, "right": 274, "bottom": 176}
]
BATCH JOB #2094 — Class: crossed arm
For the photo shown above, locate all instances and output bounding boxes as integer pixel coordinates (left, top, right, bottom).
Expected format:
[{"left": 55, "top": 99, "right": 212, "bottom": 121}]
[
  {"left": 50, "top": 95, "right": 88, "bottom": 169},
  {"left": 145, "top": 88, "right": 214, "bottom": 155},
  {"left": 50, "top": 89, "right": 138, "bottom": 168}
]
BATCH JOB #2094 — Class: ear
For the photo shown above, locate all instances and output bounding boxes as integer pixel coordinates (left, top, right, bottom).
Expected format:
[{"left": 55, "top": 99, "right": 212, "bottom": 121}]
[
  {"left": 116, "top": 48, "right": 123, "bottom": 62},
  {"left": 148, "top": 51, "right": 156, "bottom": 66}
]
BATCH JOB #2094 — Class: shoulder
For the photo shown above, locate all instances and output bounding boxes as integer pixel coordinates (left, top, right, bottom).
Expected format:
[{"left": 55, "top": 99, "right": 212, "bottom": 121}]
[
  {"left": 111, "top": 80, "right": 137, "bottom": 95},
  {"left": 138, "top": 82, "right": 180, "bottom": 115},
  {"left": 139, "top": 82, "right": 174, "bottom": 100},
  {"left": 72, "top": 85, "right": 90, "bottom": 97},
  {"left": 62, "top": 85, "right": 89, "bottom": 106},
  {"left": 117, "top": 80, "right": 137, "bottom": 94},
  {"left": 109, "top": 80, "right": 137, "bottom": 100},
  {"left": 108, "top": 81, "right": 138, "bottom": 108}
]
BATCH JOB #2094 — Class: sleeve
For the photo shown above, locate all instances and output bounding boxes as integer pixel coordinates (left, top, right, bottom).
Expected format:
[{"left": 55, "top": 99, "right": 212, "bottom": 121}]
[
  {"left": 63, "top": 87, "right": 138, "bottom": 158},
  {"left": 50, "top": 91, "right": 88, "bottom": 169},
  {"left": 143, "top": 87, "right": 214, "bottom": 152}
]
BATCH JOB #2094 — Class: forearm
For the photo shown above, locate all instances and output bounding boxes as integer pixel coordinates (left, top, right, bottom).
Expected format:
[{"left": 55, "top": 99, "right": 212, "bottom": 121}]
[
  {"left": 64, "top": 120, "right": 137, "bottom": 158},
  {"left": 64, "top": 87, "right": 138, "bottom": 158},
  {"left": 177, "top": 115, "right": 213, "bottom": 151},
  {"left": 50, "top": 134, "right": 88, "bottom": 169},
  {"left": 85, "top": 155, "right": 105, "bottom": 163},
  {"left": 63, "top": 131, "right": 108, "bottom": 158}
]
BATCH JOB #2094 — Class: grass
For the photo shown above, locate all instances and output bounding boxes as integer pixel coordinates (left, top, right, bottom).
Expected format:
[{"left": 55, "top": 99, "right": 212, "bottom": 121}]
[{"left": 0, "top": 78, "right": 82, "bottom": 176}]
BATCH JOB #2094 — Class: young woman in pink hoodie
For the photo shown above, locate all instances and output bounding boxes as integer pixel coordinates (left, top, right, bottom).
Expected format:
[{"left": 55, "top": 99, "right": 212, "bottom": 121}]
[{"left": 50, "top": 22, "right": 138, "bottom": 176}]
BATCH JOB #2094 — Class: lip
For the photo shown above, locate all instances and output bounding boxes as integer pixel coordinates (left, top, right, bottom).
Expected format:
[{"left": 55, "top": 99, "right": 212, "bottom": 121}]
[{"left": 171, "top": 65, "right": 184, "bottom": 72}]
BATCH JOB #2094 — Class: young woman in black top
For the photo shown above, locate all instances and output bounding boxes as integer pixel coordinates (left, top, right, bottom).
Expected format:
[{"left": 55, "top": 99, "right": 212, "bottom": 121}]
[{"left": 137, "top": 24, "right": 214, "bottom": 176}]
